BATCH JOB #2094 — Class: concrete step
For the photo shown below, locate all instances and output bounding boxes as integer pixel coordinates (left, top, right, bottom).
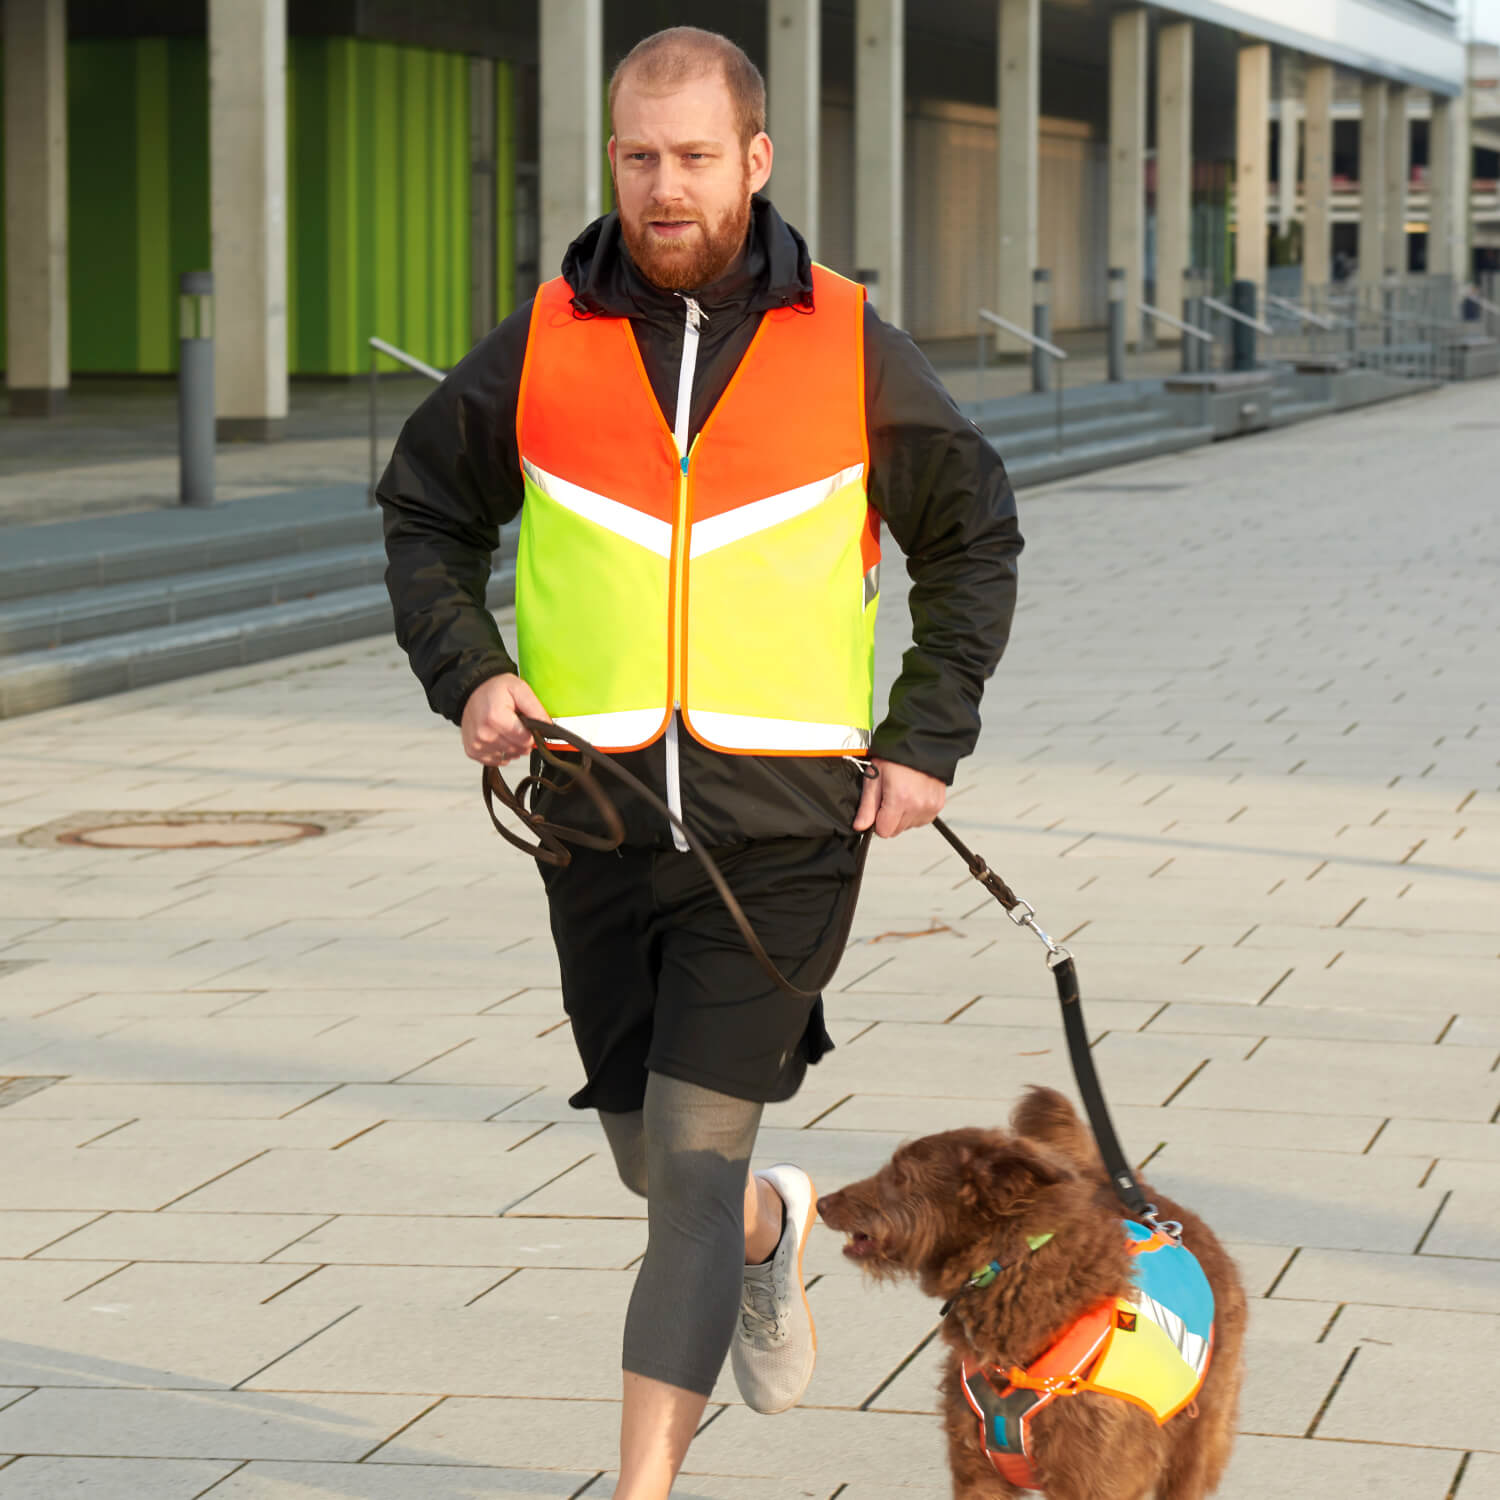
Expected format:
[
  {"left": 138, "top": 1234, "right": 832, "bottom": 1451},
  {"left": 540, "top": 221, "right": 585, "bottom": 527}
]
[
  {"left": 0, "top": 564, "right": 517, "bottom": 719},
  {"left": 965, "top": 379, "right": 1164, "bottom": 439},
  {"left": 1005, "top": 424, "right": 1215, "bottom": 490},
  {"left": 0, "top": 542, "right": 390, "bottom": 654},
  {"left": 984, "top": 406, "right": 1178, "bottom": 461},
  {"left": 0, "top": 486, "right": 379, "bottom": 604},
  {"left": 1269, "top": 396, "right": 1338, "bottom": 428}
]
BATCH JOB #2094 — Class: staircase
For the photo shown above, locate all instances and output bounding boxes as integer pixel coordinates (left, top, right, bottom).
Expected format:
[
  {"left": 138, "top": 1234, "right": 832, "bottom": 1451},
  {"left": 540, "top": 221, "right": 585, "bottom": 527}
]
[
  {"left": 0, "top": 486, "right": 516, "bottom": 719},
  {"left": 967, "top": 382, "right": 1215, "bottom": 488}
]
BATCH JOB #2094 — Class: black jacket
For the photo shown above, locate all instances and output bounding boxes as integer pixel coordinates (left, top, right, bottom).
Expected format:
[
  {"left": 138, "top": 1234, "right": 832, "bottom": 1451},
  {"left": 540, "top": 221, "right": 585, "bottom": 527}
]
[{"left": 378, "top": 197, "right": 1023, "bottom": 848}]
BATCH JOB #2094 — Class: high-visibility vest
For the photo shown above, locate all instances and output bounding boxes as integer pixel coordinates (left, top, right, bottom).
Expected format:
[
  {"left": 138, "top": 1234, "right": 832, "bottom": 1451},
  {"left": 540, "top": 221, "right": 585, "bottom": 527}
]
[{"left": 513, "top": 264, "right": 879, "bottom": 756}]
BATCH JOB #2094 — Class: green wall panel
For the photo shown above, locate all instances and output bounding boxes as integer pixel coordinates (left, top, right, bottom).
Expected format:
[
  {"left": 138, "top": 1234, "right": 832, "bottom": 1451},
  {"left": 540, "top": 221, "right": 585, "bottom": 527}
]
[{"left": 2, "top": 34, "right": 471, "bottom": 377}]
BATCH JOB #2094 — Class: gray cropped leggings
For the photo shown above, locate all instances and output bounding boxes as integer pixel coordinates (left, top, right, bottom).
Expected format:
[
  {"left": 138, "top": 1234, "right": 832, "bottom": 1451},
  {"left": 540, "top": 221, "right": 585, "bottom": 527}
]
[{"left": 598, "top": 1073, "right": 765, "bottom": 1396}]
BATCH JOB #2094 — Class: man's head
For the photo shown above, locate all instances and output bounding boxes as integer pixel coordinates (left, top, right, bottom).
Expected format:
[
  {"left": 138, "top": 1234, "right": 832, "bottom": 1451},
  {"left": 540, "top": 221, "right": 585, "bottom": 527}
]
[{"left": 608, "top": 27, "right": 773, "bottom": 291}]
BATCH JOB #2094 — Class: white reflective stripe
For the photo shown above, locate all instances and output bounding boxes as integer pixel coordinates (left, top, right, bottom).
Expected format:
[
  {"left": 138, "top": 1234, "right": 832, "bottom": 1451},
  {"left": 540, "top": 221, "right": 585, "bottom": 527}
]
[
  {"left": 522, "top": 459, "right": 672, "bottom": 558},
  {"left": 674, "top": 298, "right": 702, "bottom": 457},
  {"left": 688, "top": 463, "right": 866, "bottom": 559},
  {"left": 664, "top": 712, "right": 688, "bottom": 852},
  {"left": 545, "top": 708, "right": 666, "bottom": 746},
  {"left": 687, "top": 709, "right": 870, "bottom": 752}
]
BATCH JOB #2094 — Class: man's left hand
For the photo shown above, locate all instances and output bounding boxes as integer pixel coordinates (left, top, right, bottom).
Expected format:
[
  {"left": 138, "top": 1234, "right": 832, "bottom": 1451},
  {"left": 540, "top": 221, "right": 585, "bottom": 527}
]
[{"left": 852, "top": 757, "right": 946, "bottom": 838}]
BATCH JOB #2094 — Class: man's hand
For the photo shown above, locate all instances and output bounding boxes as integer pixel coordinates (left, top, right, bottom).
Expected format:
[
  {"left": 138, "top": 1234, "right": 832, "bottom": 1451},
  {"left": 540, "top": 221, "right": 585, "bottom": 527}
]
[
  {"left": 461, "top": 673, "right": 550, "bottom": 766},
  {"left": 852, "top": 757, "right": 946, "bottom": 838}
]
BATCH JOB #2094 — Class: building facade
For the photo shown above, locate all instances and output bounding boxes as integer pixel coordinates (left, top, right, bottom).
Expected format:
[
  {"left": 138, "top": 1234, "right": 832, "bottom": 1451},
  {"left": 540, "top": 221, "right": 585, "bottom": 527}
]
[{"left": 0, "top": 0, "right": 1479, "bottom": 426}]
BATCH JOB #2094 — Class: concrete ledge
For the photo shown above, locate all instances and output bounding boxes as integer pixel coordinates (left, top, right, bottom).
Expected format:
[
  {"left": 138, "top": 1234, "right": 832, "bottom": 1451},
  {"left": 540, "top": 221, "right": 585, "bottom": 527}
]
[
  {"left": 1161, "top": 371, "right": 1275, "bottom": 438},
  {"left": 1448, "top": 338, "right": 1500, "bottom": 381},
  {"left": 217, "top": 416, "right": 286, "bottom": 443}
]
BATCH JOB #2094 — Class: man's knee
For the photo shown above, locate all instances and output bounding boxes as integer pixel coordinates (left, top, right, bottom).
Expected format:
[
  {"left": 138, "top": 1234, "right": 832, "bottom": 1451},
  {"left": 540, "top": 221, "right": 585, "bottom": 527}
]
[{"left": 598, "top": 1109, "right": 649, "bottom": 1198}]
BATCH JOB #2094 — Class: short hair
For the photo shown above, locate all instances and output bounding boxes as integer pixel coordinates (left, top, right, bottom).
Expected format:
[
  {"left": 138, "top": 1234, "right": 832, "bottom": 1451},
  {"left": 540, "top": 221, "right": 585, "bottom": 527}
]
[{"left": 609, "top": 26, "right": 767, "bottom": 148}]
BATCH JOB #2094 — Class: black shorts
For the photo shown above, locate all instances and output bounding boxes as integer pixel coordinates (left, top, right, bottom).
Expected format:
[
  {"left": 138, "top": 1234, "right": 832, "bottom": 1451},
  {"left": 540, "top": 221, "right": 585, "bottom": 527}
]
[{"left": 538, "top": 834, "right": 863, "bottom": 1112}]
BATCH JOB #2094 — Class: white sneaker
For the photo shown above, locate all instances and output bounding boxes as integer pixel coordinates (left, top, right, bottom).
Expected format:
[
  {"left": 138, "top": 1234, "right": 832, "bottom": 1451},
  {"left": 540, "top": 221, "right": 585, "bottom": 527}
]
[{"left": 731, "top": 1163, "right": 818, "bottom": 1415}]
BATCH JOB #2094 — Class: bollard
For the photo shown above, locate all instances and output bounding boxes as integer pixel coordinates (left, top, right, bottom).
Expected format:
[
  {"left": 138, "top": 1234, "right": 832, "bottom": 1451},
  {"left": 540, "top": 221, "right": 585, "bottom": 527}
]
[
  {"left": 1107, "top": 268, "right": 1126, "bottom": 382},
  {"left": 1032, "top": 269, "right": 1052, "bottom": 394},
  {"left": 854, "top": 268, "right": 880, "bottom": 313},
  {"left": 1230, "top": 278, "right": 1257, "bottom": 371},
  {"left": 1180, "top": 292, "right": 1198, "bottom": 374},
  {"left": 178, "top": 271, "right": 215, "bottom": 507}
]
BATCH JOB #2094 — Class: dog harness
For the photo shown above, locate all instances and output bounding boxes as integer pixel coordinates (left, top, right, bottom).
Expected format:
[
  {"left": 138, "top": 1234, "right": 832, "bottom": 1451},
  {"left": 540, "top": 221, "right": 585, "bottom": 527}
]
[{"left": 960, "top": 1220, "right": 1215, "bottom": 1491}]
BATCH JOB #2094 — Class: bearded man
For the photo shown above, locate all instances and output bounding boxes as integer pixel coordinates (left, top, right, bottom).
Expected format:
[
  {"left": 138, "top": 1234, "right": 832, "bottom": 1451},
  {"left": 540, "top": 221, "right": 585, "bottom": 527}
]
[{"left": 379, "top": 25, "right": 1021, "bottom": 1499}]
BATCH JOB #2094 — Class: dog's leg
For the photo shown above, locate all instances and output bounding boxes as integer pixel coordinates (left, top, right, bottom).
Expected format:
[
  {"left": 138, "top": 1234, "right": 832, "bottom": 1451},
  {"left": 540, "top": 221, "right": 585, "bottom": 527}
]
[{"left": 942, "top": 1365, "right": 1024, "bottom": 1500}]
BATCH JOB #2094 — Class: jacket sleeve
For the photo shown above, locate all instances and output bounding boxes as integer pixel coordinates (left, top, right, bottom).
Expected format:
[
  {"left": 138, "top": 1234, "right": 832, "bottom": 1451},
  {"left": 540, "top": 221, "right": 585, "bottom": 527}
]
[
  {"left": 376, "top": 305, "right": 532, "bottom": 724},
  {"left": 863, "top": 305, "right": 1024, "bottom": 783}
]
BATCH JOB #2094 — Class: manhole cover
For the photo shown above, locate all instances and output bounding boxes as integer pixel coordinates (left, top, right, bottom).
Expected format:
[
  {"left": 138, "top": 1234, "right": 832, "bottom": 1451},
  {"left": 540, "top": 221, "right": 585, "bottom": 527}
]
[
  {"left": 59, "top": 819, "right": 323, "bottom": 850},
  {"left": 15, "top": 810, "right": 365, "bottom": 850}
]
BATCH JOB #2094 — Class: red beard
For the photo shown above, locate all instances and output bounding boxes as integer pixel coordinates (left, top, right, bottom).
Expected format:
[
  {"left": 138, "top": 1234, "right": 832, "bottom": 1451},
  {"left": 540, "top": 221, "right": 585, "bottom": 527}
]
[{"left": 618, "top": 175, "right": 752, "bottom": 292}]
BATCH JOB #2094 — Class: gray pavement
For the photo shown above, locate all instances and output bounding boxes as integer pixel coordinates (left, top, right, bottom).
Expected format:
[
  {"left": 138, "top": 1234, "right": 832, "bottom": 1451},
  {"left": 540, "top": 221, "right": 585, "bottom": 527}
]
[{"left": 0, "top": 379, "right": 1496, "bottom": 1497}]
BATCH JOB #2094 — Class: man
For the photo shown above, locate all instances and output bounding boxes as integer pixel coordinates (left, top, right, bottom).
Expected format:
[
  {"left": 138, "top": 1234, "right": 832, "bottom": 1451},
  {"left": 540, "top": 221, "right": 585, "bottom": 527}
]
[{"left": 379, "top": 26, "right": 1021, "bottom": 1498}]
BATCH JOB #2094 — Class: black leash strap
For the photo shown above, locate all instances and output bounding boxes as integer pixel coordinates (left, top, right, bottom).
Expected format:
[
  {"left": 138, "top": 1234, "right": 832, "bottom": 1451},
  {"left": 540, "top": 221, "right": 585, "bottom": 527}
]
[{"left": 933, "top": 815, "right": 1162, "bottom": 1229}]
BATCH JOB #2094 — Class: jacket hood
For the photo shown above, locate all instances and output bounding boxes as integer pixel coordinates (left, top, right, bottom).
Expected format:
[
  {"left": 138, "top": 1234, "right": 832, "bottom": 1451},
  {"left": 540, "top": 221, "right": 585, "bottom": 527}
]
[{"left": 561, "top": 194, "right": 814, "bottom": 321}]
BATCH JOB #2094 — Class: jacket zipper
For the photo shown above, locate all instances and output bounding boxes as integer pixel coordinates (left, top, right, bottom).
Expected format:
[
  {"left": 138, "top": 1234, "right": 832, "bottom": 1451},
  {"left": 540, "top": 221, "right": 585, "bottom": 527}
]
[{"left": 665, "top": 295, "right": 704, "bottom": 853}]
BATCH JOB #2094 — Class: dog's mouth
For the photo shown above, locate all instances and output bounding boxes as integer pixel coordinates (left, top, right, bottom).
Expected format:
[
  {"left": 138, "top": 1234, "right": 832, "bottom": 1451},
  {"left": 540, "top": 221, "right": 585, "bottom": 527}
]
[{"left": 842, "top": 1230, "right": 880, "bottom": 1261}]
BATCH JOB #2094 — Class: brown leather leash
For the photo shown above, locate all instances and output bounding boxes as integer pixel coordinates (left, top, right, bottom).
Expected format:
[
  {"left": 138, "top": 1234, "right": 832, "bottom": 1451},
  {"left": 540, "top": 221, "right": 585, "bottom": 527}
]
[
  {"left": 483, "top": 713, "right": 1170, "bottom": 1234},
  {"left": 482, "top": 713, "right": 869, "bottom": 1002}
]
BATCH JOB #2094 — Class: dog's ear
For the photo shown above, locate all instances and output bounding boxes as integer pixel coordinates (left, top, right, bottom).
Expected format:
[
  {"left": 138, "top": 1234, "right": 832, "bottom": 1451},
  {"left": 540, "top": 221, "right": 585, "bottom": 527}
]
[{"left": 955, "top": 1133, "right": 1071, "bottom": 1216}]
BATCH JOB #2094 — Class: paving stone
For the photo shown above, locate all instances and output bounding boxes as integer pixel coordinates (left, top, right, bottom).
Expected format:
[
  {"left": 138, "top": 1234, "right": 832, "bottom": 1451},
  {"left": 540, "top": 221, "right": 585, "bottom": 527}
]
[
  {"left": 1368, "top": 1119, "right": 1500, "bottom": 1161},
  {"left": 0, "top": 1147, "right": 266, "bottom": 1213},
  {"left": 260, "top": 1265, "right": 513, "bottom": 1309},
  {"left": 1274, "top": 1246, "right": 1500, "bottom": 1313},
  {"left": 34, "top": 1211, "right": 326, "bottom": 1264},
  {"left": 591, "top": 1477, "right": 831, "bottom": 1499},
  {"left": 274, "top": 1085, "right": 537, "bottom": 1121},
  {"left": 85, "top": 1117, "right": 368, "bottom": 1152},
  {"left": 1331, "top": 1303, "right": 1500, "bottom": 1358},
  {"left": 1146, "top": 1141, "right": 1436, "bottom": 1252},
  {"left": 0, "top": 1389, "right": 432, "bottom": 1460},
  {"left": 1318, "top": 1343, "right": 1500, "bottom": 1450},
  {"left": 1145, "top": 1000, "right": 1445, "bottom": 1043},
  {"left": 266, "top": 1214, "right": 645, "bottom": 1270},
  {"left": 1456, "top": 1453, "right": 1500, "bottom": 1497},
  {"left": 174, "top": 1129, "right": 591, "bottom": 1217},
  {"left": 203, "top": 1463, "right": 593, "bottom": 1498},
  {"left": 1418, "top": 1189, "right": 1500, "bottom": 1258},
  {"left": 243, "top": 1268, "right": 630, "bottom": 1398},
  {"left": 0, "top": 1083, "right": 328, "bottom": 1119},
  {"left": 0, "top": 1212, "right": 101, "bottom": 1258},
  {"left": 1171, "top": 1039, "right": 1499, "bottom": 1120},
  {"left": 680, "top": 1405, "right": 949, "bottom": 1486},
  {"left": 1209, "top": 1434, "right": 1461, "bottom": 1499},
  {"left": 0, "top": 1456, "right": 239, "bottom": 1498},
  {"left": 373, "top": 1396, "right": 620, "bottom": 1470}
]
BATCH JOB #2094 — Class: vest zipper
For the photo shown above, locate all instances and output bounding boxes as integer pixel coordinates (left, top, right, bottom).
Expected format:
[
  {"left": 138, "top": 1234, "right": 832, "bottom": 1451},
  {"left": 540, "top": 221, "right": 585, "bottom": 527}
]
[{"left": 665, "top": 294, "right": 704, "bottom": 852}]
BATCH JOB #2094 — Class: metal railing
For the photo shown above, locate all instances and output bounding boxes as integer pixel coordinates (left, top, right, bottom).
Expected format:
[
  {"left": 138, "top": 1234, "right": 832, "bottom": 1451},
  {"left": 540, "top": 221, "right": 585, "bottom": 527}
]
[
  {"left": 976, "top": 307, "right": 1068, "bottom": 453},
  {"left": 368, "top": 336, "right": 446, "bottom": 506},
  {"left": 1139, "top": 301, "right": 1215, "bottom": 351}
]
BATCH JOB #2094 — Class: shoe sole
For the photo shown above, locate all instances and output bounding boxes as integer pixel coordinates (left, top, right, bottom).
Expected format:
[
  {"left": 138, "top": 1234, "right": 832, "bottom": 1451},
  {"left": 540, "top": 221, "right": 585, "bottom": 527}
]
[{"left": 761, "top": 1163, "right": 818, "bottom": 1414}]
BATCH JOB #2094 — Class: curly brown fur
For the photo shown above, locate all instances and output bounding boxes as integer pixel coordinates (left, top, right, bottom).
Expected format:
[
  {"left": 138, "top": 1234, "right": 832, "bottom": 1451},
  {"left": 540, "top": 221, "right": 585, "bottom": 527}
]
[{"left": 818, "top": 1088, "right": 1246, "bottom": 1500}]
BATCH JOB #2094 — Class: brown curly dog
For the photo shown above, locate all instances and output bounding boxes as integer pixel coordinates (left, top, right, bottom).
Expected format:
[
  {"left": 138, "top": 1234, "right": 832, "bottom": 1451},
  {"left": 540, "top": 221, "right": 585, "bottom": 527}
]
[{"left": 818, "top": 1087, "right": 1246, "bottom": 1500}]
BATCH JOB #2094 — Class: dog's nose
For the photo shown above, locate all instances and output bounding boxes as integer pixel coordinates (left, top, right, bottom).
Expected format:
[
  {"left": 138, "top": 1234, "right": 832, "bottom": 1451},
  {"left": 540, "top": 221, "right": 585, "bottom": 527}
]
[{"left": 816, "top": 1193, "right": 839, "bottom": 1220}]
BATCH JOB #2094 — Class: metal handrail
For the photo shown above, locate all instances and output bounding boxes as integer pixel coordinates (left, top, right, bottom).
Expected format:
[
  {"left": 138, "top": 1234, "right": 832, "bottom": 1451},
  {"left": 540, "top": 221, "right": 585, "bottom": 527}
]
[
  {"left": 978, "top": 307, "right": 1067, "bottom": 361},
  {"left": 1139, "top": 301, "right": 1214, "bottom": 344},
  {"left": 369, "top": 336, "right": 446, "bottom": 505},
  {"left": 1264, "top": 293, "right": 1337, "bottom": 331},
  {"left": 1200, "top": 295, "right": 1275, "bottom": 337},
  {"left": 975, "top": 308, "right": 1067, "bottom": 455}
]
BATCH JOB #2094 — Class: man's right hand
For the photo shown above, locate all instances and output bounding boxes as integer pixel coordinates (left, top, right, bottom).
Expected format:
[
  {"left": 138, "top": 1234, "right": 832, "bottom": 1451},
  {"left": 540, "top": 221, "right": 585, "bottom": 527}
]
[{"left": 461, "top": 673, "right": 550, "bottom": 766}]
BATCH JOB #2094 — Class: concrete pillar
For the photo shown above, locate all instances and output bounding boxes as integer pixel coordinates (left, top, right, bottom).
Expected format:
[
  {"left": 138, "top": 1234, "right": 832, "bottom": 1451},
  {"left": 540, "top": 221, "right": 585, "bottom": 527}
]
[
  {"left": 540, "top": 0, "right": 602, "bottom": 282},
  {"left": 209, "top": 0, "right": 287, "bottom": 441},
  {"left": 854, "top": 0, "right": 904, "bottom": 326},
  {"left": 1109, "top": 10, "right": 1148, "bottom": 348},
  {"left": 1155, "top": 22, "right": 1193, "bottom": 344},
  {"left": 1384, "top": 84, "right": 1409, "bottom": 278},
  {"left": 1236, "top": 44, "right": 1271, "bottom": 289},
  {"left": 1277, "top": 100, "right": 1299, "bottom": 236},
  {"left": 3, "top": 0, "right": 69, "bottom": 416},
  {"left": 1303, "top": 62, "right": 1334, "bottom": 291},
  {"left": 996, "top": 0, "right": 1040, "bottom": 350},
  {"left": 1428, "top": 91, "right": 1471, "bottom": 282},
  {"left": 1359, "top": 79, "right": 1387, "bottom": 288},
  {"left": 768, "top": 1, "right": 821, "bottom": 256}
]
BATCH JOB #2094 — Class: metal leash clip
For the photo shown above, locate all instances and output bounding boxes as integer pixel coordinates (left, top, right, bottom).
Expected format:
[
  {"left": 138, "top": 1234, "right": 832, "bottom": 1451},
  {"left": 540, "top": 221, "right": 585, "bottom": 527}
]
[{"left": 1006, "top": 899, "right": 1072, "bottom": 966}]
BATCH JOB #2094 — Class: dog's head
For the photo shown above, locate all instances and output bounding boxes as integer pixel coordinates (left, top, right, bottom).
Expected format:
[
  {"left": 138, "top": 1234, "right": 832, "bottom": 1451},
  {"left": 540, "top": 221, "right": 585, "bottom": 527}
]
[{"left": 818, "top": 1127, "right": 1077, "bottom": 1300}]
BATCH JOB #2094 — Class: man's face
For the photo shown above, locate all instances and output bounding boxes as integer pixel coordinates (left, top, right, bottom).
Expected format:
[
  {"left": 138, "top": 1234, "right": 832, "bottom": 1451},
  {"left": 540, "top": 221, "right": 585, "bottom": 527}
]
[{"left": 609, "top": 70, "right": 773, "bottom": 291}]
